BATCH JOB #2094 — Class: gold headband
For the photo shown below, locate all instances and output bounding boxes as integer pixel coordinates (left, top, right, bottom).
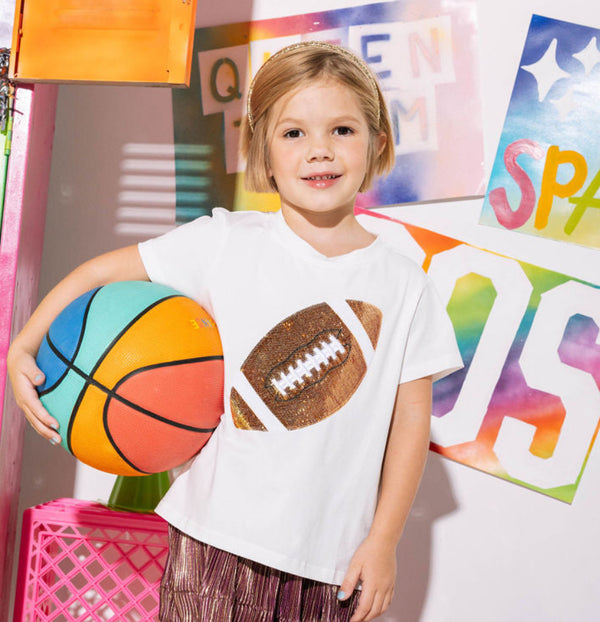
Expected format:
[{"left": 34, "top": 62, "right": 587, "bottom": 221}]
[{"left": 246, "top": 40, "right": 381, "bottom": 133}]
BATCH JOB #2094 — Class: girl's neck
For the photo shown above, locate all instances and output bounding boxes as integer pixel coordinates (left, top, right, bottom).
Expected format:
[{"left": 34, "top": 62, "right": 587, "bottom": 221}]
[{"left": 280, "top": 205, "right": 376, "bottom": 258}]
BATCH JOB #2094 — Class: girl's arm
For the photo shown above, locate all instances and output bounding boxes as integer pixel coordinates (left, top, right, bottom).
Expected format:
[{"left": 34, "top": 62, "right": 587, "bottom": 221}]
[
  {"left": 339, "top": 376, "right": 432, "bottom": 622},
  {"left": 7, "top": 245, "right": 148, "bottom": 444}
]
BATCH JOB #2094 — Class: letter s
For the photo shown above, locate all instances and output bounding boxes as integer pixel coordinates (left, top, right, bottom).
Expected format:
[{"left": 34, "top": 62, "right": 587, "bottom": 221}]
[
  {"left": 494, "top": 281, "right": 600, "bottom": 489},
  {"left": 488, "top": 138, "right": 545, "bottom": 229}
]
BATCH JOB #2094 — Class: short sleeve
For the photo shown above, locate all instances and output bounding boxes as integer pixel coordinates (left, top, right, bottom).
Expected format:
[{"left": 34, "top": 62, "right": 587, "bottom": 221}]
[
  {"left": 138, "top": 208, "right": 229, "bottom": 308},
  {"left": 399, "top": 278, "right": 463, "bottom": 384}
]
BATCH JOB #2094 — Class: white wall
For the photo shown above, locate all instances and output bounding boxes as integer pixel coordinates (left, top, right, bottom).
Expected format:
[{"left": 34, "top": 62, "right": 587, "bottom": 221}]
[{"left": 14, "top": 1, "right": 600, "bottom": 621}]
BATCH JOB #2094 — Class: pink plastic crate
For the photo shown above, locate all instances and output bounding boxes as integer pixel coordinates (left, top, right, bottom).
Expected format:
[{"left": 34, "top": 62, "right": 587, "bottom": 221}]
[{"left": 13, "top": 498, "right": 169, "bottom": 622}]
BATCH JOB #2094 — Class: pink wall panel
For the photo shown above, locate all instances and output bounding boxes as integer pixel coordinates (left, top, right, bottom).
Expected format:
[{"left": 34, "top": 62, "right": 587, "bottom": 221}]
[{"left": 0, "top": 83, "right": 57, "bottom": 622}]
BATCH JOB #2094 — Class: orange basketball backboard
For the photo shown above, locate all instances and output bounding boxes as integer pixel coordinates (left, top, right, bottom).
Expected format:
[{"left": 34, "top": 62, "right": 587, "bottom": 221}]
[{"left": 9, "top": 0, "right": 197, "bottom": 86}]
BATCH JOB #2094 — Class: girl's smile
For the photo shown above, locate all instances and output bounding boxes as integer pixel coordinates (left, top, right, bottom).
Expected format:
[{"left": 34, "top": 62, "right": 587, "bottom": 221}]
[{"left": 302, "top": 173, "right": 342, "bottom": 189}]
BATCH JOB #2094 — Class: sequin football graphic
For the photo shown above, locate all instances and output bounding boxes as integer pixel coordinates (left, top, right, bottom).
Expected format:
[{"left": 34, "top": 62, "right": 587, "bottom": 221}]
[{"left": 230, "top": 301, "right": 382, "bottom": 431}]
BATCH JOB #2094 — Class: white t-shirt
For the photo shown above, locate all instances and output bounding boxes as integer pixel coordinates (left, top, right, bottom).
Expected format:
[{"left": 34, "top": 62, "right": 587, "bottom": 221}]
[{"left": 138, "top": 208, "right": 462, "bottom": 585}]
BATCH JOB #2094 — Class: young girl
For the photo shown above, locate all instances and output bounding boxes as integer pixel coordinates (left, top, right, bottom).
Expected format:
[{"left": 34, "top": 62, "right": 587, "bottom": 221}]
[{"left": 8, "top": 42, "right": 462, "bottom": 622}]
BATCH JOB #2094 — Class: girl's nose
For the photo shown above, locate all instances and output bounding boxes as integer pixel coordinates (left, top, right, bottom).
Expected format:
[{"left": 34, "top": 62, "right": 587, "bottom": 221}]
[{"left": 306, "top": 136, "right": 334, "bottom": 161}]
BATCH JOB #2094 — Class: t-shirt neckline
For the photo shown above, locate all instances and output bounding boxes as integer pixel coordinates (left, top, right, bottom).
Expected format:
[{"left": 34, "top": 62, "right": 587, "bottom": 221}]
[{"left": 272, "top": 209, "right": 382, "bottom": 264}]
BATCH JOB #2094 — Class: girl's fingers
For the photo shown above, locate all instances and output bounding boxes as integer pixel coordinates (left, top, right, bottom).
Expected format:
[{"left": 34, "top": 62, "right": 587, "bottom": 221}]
[
  {"left": 32, "top": 371, "right": 45, "bottom": 386},
  {"left": 7, "top": 349, "right": 59, "bottom": 441},
  {"left": 365, "top": 594, "right": 385, "bottom": 622},
  {"left": 338, "top": 563, "right": 361, "bottom": 602},
  {"left": 15, "top": 373, "right": 60, "bottom": 440},
  {"left": 23, "top": 402, "right": 61, "bottom": 444},
  {"left": 350, "top": 587, "right": 375, "bottom": 622},
  {"left": 351, "top": 586, "right": 394, "bottom": 622},
  {"left": 16, "top": 355, "right": 45, "bottom": 386},
  {"left": 382, "top": 590, "right": 394, "bottom": 614}
]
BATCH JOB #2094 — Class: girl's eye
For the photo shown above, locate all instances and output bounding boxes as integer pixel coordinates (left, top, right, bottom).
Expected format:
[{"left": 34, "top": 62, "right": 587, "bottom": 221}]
[
  {"left": 334, "top": 126, "right": 354, "bottom": 136},
  {"left": 283, "top": 129, "right": 303, "bottom": 138}
]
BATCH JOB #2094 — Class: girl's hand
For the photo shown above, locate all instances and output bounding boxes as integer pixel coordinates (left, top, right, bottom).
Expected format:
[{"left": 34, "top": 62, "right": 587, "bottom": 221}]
[
  {"left": 338, "top": 535, "right": 396, "bottom": 622},
  {"left": 7, "top": 343, "right": 61, "bottom": 444}
]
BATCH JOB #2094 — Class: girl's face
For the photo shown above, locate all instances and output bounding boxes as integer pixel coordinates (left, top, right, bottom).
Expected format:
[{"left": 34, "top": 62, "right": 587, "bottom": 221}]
[{"left": 267, "top": 79, "right": 379, "bottom": 221}]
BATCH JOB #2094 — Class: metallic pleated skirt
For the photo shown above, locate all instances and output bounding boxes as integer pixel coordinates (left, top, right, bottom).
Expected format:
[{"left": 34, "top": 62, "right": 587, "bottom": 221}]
[{"left": 159, "top": 525, "right": 360, "bottom": 622}]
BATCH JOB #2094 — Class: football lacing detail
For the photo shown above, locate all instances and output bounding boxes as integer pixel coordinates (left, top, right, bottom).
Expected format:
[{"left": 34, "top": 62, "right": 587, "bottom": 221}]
[{"left": 267, "top": 330, "right": 350, "bottom": 401}]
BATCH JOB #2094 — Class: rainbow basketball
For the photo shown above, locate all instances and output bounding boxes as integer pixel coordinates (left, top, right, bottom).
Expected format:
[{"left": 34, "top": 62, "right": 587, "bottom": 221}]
[{"left": 36, "top": 281, "right": 224, "bottom": 476}]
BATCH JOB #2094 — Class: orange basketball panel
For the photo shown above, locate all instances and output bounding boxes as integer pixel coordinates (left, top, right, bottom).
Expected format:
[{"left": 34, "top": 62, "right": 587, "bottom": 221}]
[
  {"left": 93, "top": 297, "right": 222, "bottom": 389},
  {"left": 105, "top": 398, "right": 213, "bottom": 473},
  {"left": 9, "top": 0, "right": 197, "bottom": 85},
  {"left": 115, "top": 359, "right": 224, "bottom": 429},
  {"left": 70, "top": 384, "right": 142, "bottom": 476}
]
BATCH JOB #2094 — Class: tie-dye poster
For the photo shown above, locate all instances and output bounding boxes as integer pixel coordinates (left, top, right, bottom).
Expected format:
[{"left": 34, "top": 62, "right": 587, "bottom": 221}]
[
  {"left": 173, "top": 0, "right": 484, "bottom": 223},
  {"left": 357, "top": 208, "right": 600, "bottom": 503},
  {"left": 480, "top": 15, "right": 600, "bottom": 249}
]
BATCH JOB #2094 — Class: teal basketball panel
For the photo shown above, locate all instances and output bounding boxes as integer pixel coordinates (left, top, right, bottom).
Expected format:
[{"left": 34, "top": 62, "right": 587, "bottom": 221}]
[
  {"left": 71, "top": 281, "right": 180, "bottom": 375},
  {"left": 39, "top": 369, "right": 88, "bottom": 452}
]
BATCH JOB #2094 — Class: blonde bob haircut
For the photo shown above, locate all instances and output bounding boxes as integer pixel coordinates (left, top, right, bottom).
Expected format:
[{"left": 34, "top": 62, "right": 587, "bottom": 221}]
[{"left": 240, "top": 41, "right": 395, "bottom": 194}]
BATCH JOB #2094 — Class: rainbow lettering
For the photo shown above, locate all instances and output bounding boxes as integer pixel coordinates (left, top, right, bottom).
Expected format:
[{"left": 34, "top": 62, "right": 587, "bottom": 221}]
[{"left": 358, "top": 207, "right": 600, "bottom": 503}]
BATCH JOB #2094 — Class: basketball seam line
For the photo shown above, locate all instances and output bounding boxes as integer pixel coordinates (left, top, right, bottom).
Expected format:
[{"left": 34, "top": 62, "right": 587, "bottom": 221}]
[{"left": 45, "top": 334, "right": 222, "bottom": 434}]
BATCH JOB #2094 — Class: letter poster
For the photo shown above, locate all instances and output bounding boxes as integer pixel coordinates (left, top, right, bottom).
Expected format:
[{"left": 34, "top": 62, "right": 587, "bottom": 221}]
[
  {"left": 480, "top": 15, "right": 600, "bottom": 249},
  {"left": 173, "top": 0, "right": 484, "bottom": 223},
  {"left": 357, "top": 207, "right": 600, "bottom": 503}
]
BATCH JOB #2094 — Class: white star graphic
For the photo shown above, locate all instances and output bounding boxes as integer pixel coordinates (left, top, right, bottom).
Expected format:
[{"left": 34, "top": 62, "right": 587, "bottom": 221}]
[
  {"left": 573, "top": 36, "right": 600, "bottom": 74},
  {"left": 521, "top": 38, "right": 571, "bottom": 101}
]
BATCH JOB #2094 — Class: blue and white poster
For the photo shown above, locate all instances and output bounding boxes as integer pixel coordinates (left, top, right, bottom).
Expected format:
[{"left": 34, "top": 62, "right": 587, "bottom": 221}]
[{"left": 480, "top": 15, "right": 600, "bottom": 249}]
